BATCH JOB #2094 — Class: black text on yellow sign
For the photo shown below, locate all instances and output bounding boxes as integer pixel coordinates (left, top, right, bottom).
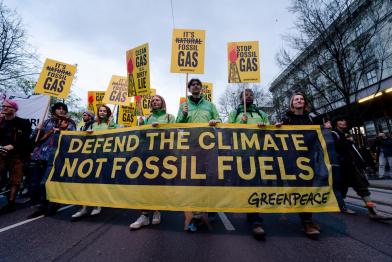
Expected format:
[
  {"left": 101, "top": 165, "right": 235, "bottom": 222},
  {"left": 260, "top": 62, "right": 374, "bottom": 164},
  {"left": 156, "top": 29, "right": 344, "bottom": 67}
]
[
  {"left": 34, "top": 58, "right": 77, "bottom": 99},
  {"left": 126, "top": 43, "right": 151, "bottom": 96},
  {"left": 141, "top": 88, "right": 156, "bottom": 116},
  {"left": 87, "top": 91, "right": 105, "bottom": 115},
  {"left": 228, "top": 41, "right": 260, "bottom": 83},
  {"left": 171, "top": 29, "right": 205, "bottom": 74},
  {"left": 102, "top": 75, "right": 131, "bottom": 106},
  {"left": 46, "top": 125, "right": 339, "bottom": 213},
  {"left": 201, "top": 82, "right": 213, "bottom": 102},
  {"left": 117, "top": 104, "right": 137, "bottom": 127}
]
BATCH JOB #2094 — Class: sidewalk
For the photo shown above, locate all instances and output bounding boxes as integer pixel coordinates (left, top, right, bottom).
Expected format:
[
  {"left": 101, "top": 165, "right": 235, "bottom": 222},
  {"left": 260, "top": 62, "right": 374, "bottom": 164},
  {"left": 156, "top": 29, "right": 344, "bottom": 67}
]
[{"left": 368, "top": 178, "right": 392, "bottom": 190}]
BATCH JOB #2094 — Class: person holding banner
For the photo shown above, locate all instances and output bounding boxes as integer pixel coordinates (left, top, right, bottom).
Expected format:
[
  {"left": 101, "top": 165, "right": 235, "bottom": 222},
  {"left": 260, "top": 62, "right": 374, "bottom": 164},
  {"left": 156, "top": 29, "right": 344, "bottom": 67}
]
[
  {"left": 228, "top": 89, "right": 269, "bottom": 238},
  {"left": 28, "top": 102, "right": 76, "bottom": 218},
  {"left": 137, "top": 95, "right": 175, "bottom": 127},
  {"left": 176, "top": 79, "right": 220, "bottom": 125},
  {"left": 278, "top": 92, "right": 321, "bottom": 236},
  {"left": 129, "top": 95, "right": 175, "bottom": 230},
  {"left": 72, "top": 104, "right": 116, "bottom": 219},
  {"left": 0, "top": 99, "right": 32, "bottom": 214},
  {"left": 176, "top": 78, "right": 220, "bottom": 232},
  {"left": 77, "top": 111, "right": 95, "bottom": 131},
  {"left": 228, "top": 89, "right": 269, "bottom": 125}
]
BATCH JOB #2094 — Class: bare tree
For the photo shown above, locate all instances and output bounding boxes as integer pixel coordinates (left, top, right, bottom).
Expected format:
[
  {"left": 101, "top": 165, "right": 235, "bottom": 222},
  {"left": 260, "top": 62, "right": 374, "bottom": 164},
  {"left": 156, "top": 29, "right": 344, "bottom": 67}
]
[
  {"left": 276, "top": 0, "right": 392, "bottom": 115},
  {"left": 0, "top": 2, "right": 39, "bottom": 93},
  {"left": 218, "top": 83, "right": 272, "bottom": 121}
]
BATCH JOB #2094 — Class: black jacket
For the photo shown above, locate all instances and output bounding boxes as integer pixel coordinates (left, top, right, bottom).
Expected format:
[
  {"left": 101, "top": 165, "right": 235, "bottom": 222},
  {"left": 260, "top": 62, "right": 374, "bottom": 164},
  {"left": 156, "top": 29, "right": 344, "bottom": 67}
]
[
  {"left": 0, "top": 116, "right": 32, "bottom": 158},
  {"left": 281, "top": 111, "right": 313, "bottom": 125}
]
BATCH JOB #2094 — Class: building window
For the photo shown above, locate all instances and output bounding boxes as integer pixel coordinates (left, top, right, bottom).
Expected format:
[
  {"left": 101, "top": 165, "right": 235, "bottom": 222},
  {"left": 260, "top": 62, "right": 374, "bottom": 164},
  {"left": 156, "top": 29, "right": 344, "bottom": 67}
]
[
  {"left": 355, "top": 23, "right": 364, "bottom": 37},
  {"left": 376, "top": 117, "right": 389, "bottom": 134},
  {"left": 364, "top": 121, "right": 376, "bottom": 137},
  {"left": 366, "top": 70, "right": 377, "bottom": 85}
]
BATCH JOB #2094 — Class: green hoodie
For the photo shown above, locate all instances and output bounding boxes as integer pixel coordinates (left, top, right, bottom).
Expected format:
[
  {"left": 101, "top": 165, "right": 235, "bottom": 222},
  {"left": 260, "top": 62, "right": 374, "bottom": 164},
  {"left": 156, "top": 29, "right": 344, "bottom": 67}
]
[
  {"left": 228, "top": 104, "right": 269, "bottom": 124},
  {"left": 92, "top": 119, "right": 117, "bottom": 131},
  {"left": 176, "top": 95, "right": 220, "bottom": 123},
  {"left": 144, "top": 109, "right": 175, "bottom": 125}
]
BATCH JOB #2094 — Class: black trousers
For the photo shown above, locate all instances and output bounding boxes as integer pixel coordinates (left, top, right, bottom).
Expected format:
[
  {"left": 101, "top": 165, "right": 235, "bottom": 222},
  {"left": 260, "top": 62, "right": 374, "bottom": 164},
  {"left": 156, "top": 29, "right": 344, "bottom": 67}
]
[{"left": 340, "top": 163, "right": 370, "bottom": 199}]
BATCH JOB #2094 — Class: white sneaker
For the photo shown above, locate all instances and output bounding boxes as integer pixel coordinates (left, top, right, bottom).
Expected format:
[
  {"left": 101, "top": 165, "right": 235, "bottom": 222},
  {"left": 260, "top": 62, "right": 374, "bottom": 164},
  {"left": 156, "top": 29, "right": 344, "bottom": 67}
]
[
  {"left": 90, "top": 207, "right": 101, "bottom": 216},
  {"left": 152, "top": 211, "right": 161, "bottom": 225},
  {"left": 72, "top": 206, "right": 88, "bottom": 218},
  {"left": 130, "top": 215, "right": 150, "bottom": 230}
]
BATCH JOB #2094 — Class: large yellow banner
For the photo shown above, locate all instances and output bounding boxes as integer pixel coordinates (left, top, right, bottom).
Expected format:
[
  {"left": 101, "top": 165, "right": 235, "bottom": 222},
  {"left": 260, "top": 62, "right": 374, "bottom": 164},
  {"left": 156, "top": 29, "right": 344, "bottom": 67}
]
[
  {"left": 87, "top": 91, "right": 105, "bottom": 115},
  {"left": 102, "top": 75, "right": 131, "bottom": 106},
  {"left": 171, "top": 29, "right": 205, "bottom": 74},
  {"left": 201, "top": 82, "right": 213, "bottom": 102},
  {"left": 228, "top": 41, "right": 260, "bottom": 83},
  {"left": 46, "top": 124, "right": 340, "bottom": 213},
  {"left": 126, "top": 43, "right": 150, "bottom": 96},
  {"left": 34, "top": 58, "right": 77, "bottom": 99}
]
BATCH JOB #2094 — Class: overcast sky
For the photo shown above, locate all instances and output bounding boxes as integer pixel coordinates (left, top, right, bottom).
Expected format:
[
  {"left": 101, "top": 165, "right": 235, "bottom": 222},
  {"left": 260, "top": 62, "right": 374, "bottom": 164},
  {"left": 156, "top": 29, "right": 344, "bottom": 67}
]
[{"left": 6, "top": 0, "right": 295, "bottom": 115}]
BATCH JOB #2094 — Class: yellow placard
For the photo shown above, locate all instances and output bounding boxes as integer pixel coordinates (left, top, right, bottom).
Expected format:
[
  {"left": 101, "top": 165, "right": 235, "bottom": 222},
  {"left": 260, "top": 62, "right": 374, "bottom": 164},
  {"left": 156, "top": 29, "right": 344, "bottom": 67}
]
[
  {"left": 102, "top": 75, "right": 130, "bottom": 106},
  {"left": 34, "top": 58, "right": 77, "bottom": 99},
  {"left": 201, "top": 82, "right": 213, "bottom": 102},
  {"left": 141, "top": 88, "right": 156, "bottom": 116},
  {"left": 117, "top": 103, "right": 137, "bottom": 127},
  {"left": 87, "top": 91, "right": 105, "bottom": 115},
  {"left": 228, "top": 41, "right": 260, "bottom": 83},
  {"left": 170, "top": 29, "right": 205, "bottom": 74},
  {"left": 126, "top": 43, "right": 150, "bottom": 96}
]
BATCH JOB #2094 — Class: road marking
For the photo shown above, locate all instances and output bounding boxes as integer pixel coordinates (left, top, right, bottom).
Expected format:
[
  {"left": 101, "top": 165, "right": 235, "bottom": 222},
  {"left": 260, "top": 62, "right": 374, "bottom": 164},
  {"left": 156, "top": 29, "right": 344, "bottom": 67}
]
[
  {"left": 0, "top": 205, "right": 74, "bottom": 234},
  {"left": 218, "top": 212, "right": 235, "bottom": 231},
  {"left": 0, "top": 190, "right": 10, "bottom": 196}
]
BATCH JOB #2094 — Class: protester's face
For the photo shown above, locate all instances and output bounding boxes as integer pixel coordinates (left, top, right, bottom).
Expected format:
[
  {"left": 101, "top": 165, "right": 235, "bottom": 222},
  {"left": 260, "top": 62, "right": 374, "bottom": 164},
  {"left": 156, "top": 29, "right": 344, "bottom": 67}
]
[
  {"left": 1, "top": 103, "right": 16, "bottom": 115},
  {"left": 243, "top": 91, "right": 254, "bottom": 104},
  {"left": 83, "top": 113, "right": 90, "bottom": 122},
  {"left": 151, "top": 96, "right": 163, "bottom": 110},
  {"left": 55, "top": 106, "right": 67, "bottom": 117},
  {"left": 336, "top": 120, "right": 347, "bottom": 131},
  {"left": 189, "top": 81, "right": 201, "bottom": 95},
  {"left": 292, "top": 95, "right": 305, "bottom": 109},
  {"left": 98, "top": 106, "right": 108, "bottom": 118}
]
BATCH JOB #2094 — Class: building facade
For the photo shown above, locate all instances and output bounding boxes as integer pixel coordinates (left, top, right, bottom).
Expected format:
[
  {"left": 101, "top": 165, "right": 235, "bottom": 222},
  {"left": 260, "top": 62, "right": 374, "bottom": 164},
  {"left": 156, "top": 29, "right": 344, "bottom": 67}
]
[{"left": 269, "top": 0, "right": 392, "bottom": 146}]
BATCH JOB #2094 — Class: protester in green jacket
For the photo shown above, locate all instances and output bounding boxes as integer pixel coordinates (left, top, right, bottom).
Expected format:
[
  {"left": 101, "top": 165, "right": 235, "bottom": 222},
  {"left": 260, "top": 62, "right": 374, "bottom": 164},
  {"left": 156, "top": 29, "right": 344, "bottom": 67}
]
[
  {"left": 176, "top": 79, "right": 220, "bottom": 125},
  {"left": 141, "top": 95, "right": 175, "bottom": 126},
  {"left": 228, "top": 89, "right": 269, "bottom": 125},
  {"left": 228, "top": 88, "right": 269, "bottom": 239},
  {"left": 71, "top": 104, "right": 116, "bottom": 220},
  {"left": 176, "top": 78, "right": 220, "bottom": 232},
  {"left": 129, "top": 95, "right": 175, "bottom": 230},
  {"left": 91, "top": 105, "right": 117, "bottom": 131}
]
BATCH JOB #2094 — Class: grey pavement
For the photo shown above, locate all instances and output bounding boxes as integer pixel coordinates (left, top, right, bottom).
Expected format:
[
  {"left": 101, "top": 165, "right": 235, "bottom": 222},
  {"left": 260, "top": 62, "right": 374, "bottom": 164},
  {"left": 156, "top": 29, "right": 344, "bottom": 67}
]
[
  {"left": 0, "top": 202, "right": 391, "bottom": 262},
  {"left": 369, "top": 178, "right": 392, "bottom": 190}
]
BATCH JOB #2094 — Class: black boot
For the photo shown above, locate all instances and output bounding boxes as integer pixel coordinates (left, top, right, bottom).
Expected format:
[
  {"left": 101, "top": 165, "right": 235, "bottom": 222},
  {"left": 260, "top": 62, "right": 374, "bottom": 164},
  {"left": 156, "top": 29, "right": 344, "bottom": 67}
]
[{"left": 27, "top": 204, "right": 48, "bottom": 219}]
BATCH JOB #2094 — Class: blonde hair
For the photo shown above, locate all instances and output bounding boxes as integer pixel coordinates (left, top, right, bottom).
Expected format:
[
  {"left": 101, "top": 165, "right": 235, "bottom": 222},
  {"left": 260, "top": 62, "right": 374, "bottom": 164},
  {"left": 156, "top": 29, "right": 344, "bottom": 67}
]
[
  {"left": 289, "top": 92, "right": 311, "bottom": 113},
  {"left": 149, "top": 95, "right": 166, "bottom": 111}
]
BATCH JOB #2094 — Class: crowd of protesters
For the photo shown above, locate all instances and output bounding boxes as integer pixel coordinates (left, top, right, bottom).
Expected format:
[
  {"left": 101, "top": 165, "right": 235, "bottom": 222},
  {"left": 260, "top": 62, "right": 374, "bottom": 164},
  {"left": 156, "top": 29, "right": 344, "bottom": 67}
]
[{"left": 0, "top": 79, "right": 391, "bottom": 240}]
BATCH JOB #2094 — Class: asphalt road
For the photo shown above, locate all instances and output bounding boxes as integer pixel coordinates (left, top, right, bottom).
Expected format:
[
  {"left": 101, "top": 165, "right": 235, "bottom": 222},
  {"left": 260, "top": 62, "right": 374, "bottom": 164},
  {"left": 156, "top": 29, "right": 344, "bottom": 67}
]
[{"left": 0, "top": 199, "right": 391, "bottom": 262}]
